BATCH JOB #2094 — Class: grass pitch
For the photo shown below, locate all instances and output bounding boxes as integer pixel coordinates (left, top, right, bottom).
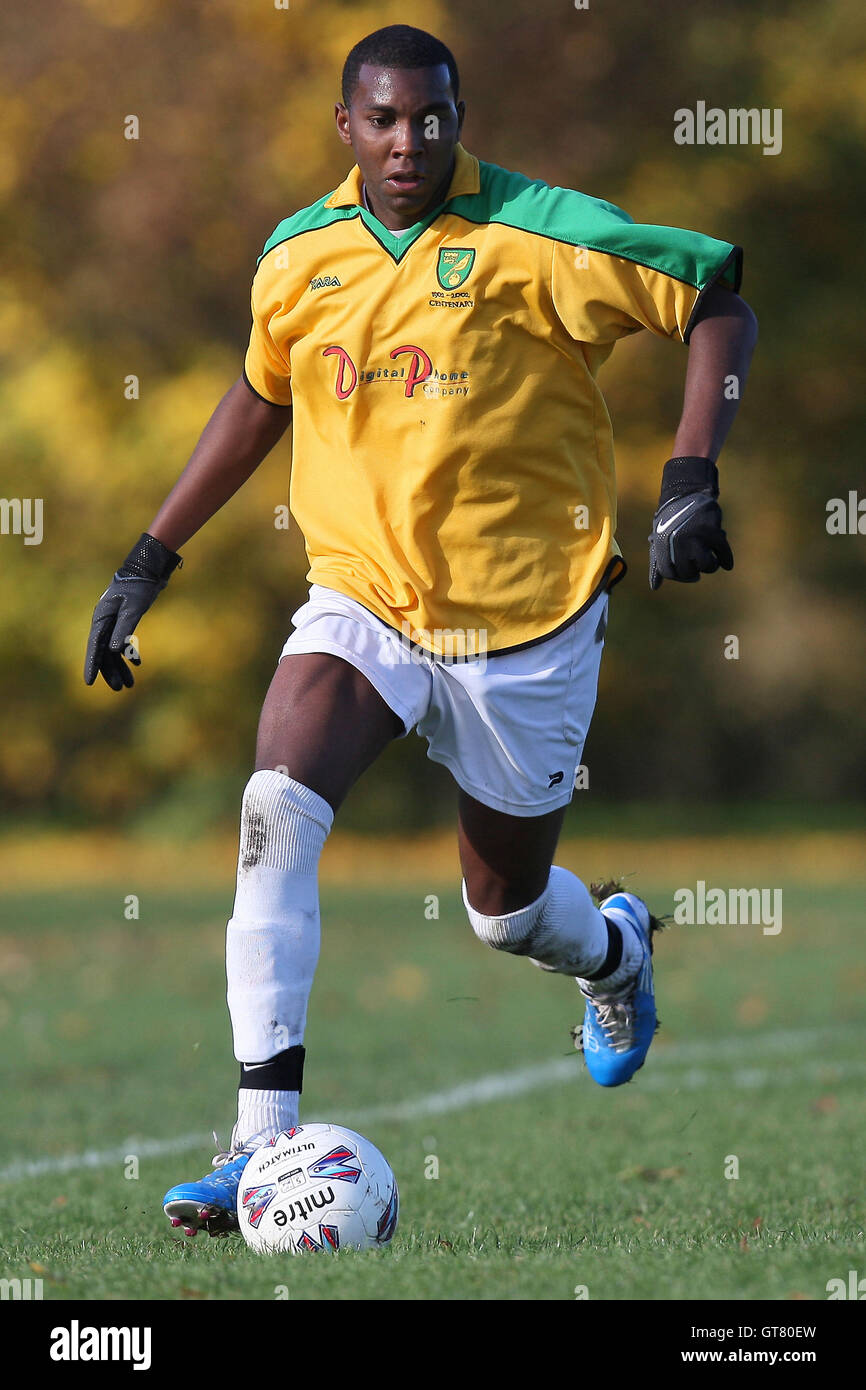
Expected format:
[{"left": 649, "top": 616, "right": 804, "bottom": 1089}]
[{"left": 0, "top": 845, "right": 864, "bottom": 1301}]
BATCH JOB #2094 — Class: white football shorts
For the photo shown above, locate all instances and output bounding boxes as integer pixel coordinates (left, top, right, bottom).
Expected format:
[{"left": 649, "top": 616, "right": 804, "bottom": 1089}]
[{"left": 278, "top": 584, "right": 609, "bottom": 817}]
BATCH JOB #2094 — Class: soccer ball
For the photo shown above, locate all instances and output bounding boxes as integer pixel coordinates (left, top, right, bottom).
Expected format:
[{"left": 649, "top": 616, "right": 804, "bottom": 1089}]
[{"left": 237, "top": 1123, "right": 399, "bottom": 1255}]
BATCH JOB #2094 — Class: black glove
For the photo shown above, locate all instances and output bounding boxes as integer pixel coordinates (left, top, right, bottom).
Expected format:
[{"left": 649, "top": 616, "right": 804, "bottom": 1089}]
[
  {"left": 648, "top": 456, "right": 733, "bottom": 590},
  {"left": 84, "top": 533, "right": 182, "bottom": 690}
]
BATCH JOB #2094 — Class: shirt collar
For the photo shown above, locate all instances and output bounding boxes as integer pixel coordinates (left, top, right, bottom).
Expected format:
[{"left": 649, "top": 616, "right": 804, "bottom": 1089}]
[{"left": 324, "top": 142, "right": 480, "bottom": 211}]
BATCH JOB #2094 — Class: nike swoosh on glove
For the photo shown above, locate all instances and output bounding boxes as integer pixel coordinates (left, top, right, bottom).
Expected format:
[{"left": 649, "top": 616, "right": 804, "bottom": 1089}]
[{"left": 648, "top": 455, "right": 733, "bottom": 590}]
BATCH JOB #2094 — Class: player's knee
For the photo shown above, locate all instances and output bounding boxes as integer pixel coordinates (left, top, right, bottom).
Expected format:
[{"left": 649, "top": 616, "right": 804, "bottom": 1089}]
[
  {"left": 238, "top": 768, "right": 333, "bottom": 873},
  {"left": 462, "top": 869, "right": 541, "bottom": 919}
]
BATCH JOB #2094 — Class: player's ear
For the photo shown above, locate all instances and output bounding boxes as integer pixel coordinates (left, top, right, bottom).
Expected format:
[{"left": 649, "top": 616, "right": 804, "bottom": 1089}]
[
  {"left": 335, "top": 103, "right": 352, "bottom": 145},
  {"left": 455, "top": 99, "right": 466, "bottom": 137}
]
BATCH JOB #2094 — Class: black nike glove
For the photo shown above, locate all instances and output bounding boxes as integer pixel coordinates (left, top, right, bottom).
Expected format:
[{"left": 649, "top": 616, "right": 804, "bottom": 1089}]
[
  {"left": 648, "top": 456, "right": 733, "bottom": 590},
  {"left": 84, "top": 533, "right": 182, "bottom": 690}
]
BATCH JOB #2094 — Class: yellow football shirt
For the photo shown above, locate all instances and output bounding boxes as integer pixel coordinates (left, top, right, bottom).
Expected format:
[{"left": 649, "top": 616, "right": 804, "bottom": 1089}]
[{"left": 244, "top": 144, "right": 742, "bottom": 657}]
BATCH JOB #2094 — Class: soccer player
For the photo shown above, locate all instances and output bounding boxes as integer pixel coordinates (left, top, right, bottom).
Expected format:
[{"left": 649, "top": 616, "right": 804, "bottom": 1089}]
[{"left": 84, "top": 26, "right": 757, "bottom": 1236}]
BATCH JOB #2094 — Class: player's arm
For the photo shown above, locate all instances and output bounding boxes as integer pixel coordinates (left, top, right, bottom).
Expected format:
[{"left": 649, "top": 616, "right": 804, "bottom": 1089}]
[
  {"left": 649, "top": 284, "right": 757, "bottom": 589},
  {"left": 84, "top": 377, "right": 292, "bottom": 689},
  {"left": 147, "top": 375, "right": 292, "bottom": 552},
  {"left": 673, "top": 284, "right": 758, "bottom": 461}
]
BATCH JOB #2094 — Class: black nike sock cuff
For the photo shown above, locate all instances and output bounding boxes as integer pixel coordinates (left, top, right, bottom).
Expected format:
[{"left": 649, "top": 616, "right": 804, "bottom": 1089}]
[
  {"left": 582, "top": 918, "right": 623, "bottom": 983},
  {"left": 239, "top": 1044, "right": 305, "bottom": 1092}
]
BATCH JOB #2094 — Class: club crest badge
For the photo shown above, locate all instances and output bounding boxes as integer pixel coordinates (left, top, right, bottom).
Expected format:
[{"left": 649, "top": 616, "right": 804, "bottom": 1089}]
[{"left": 437, "top": 247, "right": 476, "bottom": 289}]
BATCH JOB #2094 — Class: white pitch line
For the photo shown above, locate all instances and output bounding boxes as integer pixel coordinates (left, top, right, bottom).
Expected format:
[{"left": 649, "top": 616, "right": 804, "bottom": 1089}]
[
  {"left": 0, "top": 1133, "right": 208, "bottom": 1183},
  {"left": 340, "top": 1037, "right": 866, "bottom": 1124},
  {"left": 637, "top": 1056, "right": 866, "bottom": 1095},
  {"left": 1, "top": 1023, "right": 863, "bottom": 1184}
]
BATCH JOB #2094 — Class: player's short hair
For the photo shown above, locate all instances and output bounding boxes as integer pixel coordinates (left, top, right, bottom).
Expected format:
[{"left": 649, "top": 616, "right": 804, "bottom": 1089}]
[{"left": 342, "top": 25, "right": 460, "bottom": 108}]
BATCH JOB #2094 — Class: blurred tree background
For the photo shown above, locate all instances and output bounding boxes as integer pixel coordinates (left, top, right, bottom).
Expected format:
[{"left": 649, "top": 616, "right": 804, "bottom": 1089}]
[{"left": 1, "top": 0, "right": 864, "bottom": 837}]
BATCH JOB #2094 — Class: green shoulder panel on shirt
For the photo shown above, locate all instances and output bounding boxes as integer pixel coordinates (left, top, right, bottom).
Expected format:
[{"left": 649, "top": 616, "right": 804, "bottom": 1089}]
[
  {"left": 449, "top": 158, "right": 742, "bottom": 292},
  {"left": 257, "top": 194, "right": 358, "bottom": 264}
]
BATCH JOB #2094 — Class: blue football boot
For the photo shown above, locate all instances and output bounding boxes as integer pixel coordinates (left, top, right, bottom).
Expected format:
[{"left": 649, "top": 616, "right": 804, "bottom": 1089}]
[
  {"left": 163, "top": 1129, "right": 258, "bottom": 1237},
  {"left": 573, "top": 891, "right": 661, "bottom": 1087}
]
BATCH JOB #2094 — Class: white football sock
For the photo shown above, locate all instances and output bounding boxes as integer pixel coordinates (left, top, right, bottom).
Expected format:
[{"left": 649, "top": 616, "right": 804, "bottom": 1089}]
[
  {"left": 225, "top": 769, "right": 333, "bottom": 1143},
  {"left": 233, "top": 1088, "right": 299, "bottom": 1150},
  {"left": 463, "top": 864, "right": 639, "bottom": 980}
]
